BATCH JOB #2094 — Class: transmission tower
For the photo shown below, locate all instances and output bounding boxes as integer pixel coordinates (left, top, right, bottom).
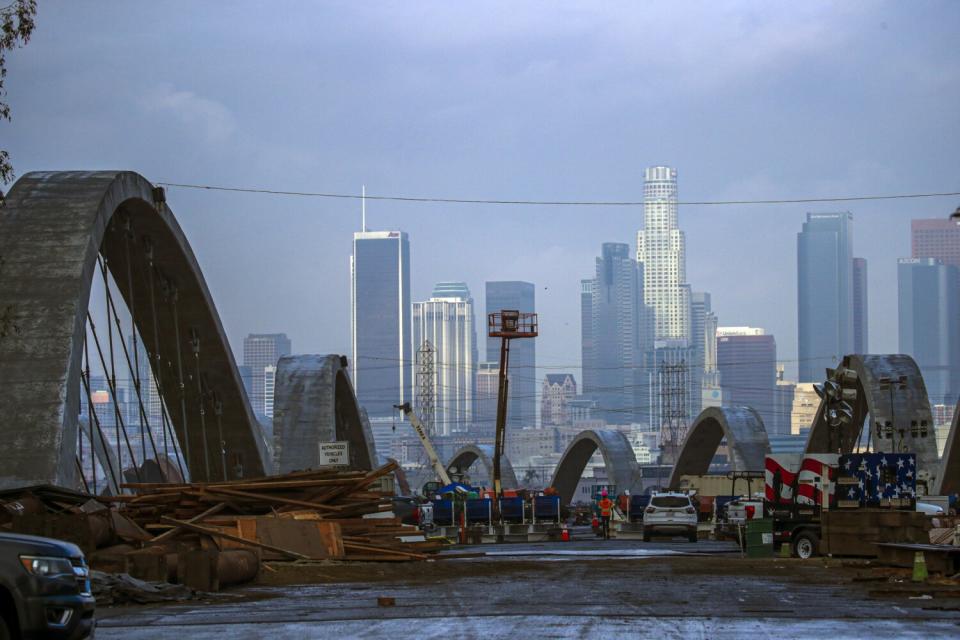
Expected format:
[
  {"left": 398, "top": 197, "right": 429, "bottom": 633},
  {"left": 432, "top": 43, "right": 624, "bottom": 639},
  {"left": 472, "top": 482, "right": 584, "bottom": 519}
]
[
  {"left": 415, "top": 340, "right": 436, "bottom": 438},
  {"left": 658, "top": 358, "right": 689, "bottom": 466}
]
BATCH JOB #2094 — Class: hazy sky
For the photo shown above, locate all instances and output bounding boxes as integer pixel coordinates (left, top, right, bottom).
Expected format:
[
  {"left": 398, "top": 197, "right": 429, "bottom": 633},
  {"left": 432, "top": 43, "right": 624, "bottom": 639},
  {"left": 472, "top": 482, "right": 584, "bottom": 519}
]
[{"left": 5, "top": 1, "right": 959, "bottom": 381}]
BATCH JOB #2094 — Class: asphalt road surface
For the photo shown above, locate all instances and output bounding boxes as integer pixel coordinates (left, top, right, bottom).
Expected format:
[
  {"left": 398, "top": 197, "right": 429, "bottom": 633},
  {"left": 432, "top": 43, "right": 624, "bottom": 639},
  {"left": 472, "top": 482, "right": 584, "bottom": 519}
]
[{"left": 95, "top": 535, "right": 960, "bottom": 639}]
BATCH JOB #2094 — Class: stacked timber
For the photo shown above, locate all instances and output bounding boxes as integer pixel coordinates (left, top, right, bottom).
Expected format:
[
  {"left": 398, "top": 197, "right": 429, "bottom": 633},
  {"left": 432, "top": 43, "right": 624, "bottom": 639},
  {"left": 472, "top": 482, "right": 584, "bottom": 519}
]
[{"left": 110, "top": 460, "right": 440, "bottom": 564}]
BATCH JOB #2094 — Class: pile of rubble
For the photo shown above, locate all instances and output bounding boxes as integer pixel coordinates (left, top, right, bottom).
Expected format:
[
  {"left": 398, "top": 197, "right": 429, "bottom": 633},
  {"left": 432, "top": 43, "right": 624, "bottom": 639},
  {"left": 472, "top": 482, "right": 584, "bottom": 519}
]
[{"left": 1, "top": 462, "right": 440, "bottom": 594}]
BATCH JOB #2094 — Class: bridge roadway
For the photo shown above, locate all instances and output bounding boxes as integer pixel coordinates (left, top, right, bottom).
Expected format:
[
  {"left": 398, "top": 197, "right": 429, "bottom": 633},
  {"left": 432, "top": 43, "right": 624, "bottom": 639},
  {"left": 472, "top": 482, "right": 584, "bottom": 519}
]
[{"left": 95, "top": 533, "right": 960, "bottom": 639}]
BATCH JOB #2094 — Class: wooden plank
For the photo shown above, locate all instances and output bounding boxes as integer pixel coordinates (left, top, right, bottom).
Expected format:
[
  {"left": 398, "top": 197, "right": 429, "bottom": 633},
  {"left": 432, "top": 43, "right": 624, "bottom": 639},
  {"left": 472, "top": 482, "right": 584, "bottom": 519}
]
[
  {"left": 203, "top": 487, "right": 342, "bottom": 512},
  {"left": 159, "top": 516, "right": 309, "bottom": 560},
  {"left": 150, "top": 502, "right": 229, "bottom": 543}
]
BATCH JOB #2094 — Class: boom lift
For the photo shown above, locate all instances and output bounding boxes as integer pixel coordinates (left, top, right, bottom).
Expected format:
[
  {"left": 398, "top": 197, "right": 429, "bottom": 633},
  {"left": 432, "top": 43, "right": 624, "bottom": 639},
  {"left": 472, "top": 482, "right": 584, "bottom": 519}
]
[{"left": 394, "top": 402, "right": 452, "bottom": 487}]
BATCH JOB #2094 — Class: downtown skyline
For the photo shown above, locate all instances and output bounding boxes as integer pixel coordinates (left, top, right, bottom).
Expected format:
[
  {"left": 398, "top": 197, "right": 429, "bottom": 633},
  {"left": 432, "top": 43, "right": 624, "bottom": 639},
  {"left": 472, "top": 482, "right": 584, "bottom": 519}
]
[{"left": 3, "top": 2, "right": 957, "bottom": 386}]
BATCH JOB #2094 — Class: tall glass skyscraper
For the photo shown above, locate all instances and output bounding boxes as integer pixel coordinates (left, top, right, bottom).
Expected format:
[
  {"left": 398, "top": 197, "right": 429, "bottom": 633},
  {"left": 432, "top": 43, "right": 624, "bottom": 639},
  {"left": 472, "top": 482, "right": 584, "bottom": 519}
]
[
  {"left": 797, "top": 212, "right": 854, "bottom": 383},
  {"left": 412, "top": 282, "right": 477, "bottom": 435},
  {"left": 581, "top": 243, "right": 651, "bottom": 425},
  {"left": 898, "top": 258, "right": 960, "bottom": 405},
  {"left": 350, "top": 230, "right": 411, "bottom": 418},
  {"left": 243, "top": 333, "right": 291, "bottom": 419},
  {"left": 852, "top": 257, "right": 869, "bottom": 354},
  {"left": 637, "top": 166, "right": 691, "bottom": 342},
  {"left": 485, "top": 281, "right": 536, "bottom": 428}
]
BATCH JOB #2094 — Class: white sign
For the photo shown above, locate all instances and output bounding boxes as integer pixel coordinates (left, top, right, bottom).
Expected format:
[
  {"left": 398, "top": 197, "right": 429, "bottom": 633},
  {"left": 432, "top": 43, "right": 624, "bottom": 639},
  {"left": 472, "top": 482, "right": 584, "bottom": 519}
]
[{"left": 318, "top": 441, "right": 350, "bottom": 468}]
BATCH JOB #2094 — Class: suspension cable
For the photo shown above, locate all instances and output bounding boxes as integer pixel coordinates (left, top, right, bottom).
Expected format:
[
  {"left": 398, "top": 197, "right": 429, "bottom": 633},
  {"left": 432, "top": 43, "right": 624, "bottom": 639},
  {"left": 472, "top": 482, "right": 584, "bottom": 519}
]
[
  {"left": 190, "top": 329, "right": 211, "bottom": 481},
  {"left": 102, "top": 247, "right": 166, "bottom": 481},
  {"left": 82, "top": 334, "right": 119, "bottom": 493},
  {"left": 169, "top": 282, "right": 193, "bottom": 477},
  {"left": 121, "top": 216, "right": 150, "bottom": 469},
  {"left": 86, "top": 308, "right": 143, "bottom": 484},
  {"left": 213, "top": 392, "right": 227, "bottom": 481}
]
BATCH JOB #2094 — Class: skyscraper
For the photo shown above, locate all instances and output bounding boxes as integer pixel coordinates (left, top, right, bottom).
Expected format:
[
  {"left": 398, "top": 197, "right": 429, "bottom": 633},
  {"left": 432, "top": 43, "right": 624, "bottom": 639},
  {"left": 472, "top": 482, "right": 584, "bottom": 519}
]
[
  {"left": 485, "top": 281, "right": 536, "bottom": 428},
  {"left": 243, "top": 333, "right": 291, "bottom": 418},
  {"left": 898, "top": 258, "right": 960, "bottom": 405},
  {"left": 716, "top": 327, "right": 778, "bottom": 434},
  {"left": 581, "top": 243, "right": 650, "bottom": 425},
  {"left": 690, "top": 291, "right": 718, "bottom": 414},
  {"left": 637, "top": 166, "right": 691, "bottom": 342},
  {"left": 797, "top": 212, "right": 854, "bottom": 382},
  {"left": 580, "top": 279, "right": 595, "bottom": 393},
  {"left": 541, "top": 373, "right": 577, "bottom": 427},
  {"left": 351, "top": 230, "right": 411, "bottom": 418},
  {"left": 912, "top": 218, "right": 960, "bottom": 267},
  {"left": 852, "top": 257, "right": 869, "bottom": 354},
  {"left": 412, "top": 282, "right": 477, "bottom": 435}
]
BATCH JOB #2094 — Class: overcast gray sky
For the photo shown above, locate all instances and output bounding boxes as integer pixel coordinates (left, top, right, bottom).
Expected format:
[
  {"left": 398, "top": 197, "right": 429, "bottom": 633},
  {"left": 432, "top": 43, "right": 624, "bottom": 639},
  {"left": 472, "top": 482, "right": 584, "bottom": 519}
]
[{"left": 5, "top": 1, "right": 959, "bottom": 381}]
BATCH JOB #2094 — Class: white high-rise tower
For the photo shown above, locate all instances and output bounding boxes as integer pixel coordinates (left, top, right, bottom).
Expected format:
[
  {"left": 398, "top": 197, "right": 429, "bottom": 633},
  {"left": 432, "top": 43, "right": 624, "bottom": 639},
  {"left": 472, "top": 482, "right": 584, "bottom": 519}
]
[{"left": 637, "top": 166, "right": 691, "bottom": 342}]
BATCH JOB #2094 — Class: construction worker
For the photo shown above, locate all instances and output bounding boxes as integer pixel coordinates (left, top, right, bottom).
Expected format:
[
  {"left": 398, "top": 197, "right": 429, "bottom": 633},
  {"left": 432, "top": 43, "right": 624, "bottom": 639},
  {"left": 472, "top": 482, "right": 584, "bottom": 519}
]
[{"left": 598, "top": 488, "right": 614, "bottom": 540}]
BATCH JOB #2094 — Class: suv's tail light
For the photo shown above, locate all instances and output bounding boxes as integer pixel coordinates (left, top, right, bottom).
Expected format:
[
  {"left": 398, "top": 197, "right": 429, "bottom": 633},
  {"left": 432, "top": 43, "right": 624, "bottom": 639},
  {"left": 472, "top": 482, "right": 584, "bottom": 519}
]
[
  {"left": 413, "top": 506, "right": 420, "bottom": 525},
  {"left": 645, "top": 506, "right": 655, "bottom": 514},
  {"left": 684, "top": 506, "right": 696, "bottom": 514}
]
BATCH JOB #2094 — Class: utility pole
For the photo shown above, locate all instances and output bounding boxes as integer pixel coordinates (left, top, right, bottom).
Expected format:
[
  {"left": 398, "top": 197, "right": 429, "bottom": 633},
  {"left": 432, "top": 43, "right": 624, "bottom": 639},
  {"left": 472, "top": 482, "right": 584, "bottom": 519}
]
[{"left": 488, "top": 310, "right": 537, "bottom": 501}]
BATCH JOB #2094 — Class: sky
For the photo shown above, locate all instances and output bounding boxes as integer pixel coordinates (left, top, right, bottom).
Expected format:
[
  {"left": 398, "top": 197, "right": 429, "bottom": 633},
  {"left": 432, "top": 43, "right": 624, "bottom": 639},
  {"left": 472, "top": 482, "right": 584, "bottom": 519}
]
[{"left": 4, "top": 1, "right": 959, "bottom": 382}]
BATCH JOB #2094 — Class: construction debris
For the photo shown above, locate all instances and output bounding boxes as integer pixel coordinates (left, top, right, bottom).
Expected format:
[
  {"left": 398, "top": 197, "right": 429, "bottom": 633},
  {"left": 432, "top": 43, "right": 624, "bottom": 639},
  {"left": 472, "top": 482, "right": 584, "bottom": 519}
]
[{"left": 1, "top": 462, "right": 439, "bottom": 594}]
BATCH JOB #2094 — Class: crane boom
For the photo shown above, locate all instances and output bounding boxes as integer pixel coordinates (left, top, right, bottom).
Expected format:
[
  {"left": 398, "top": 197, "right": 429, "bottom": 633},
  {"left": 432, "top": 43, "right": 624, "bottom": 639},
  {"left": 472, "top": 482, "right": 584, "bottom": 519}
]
[{"left": 394, "top": 402, "right": 452, "bottom": 486}]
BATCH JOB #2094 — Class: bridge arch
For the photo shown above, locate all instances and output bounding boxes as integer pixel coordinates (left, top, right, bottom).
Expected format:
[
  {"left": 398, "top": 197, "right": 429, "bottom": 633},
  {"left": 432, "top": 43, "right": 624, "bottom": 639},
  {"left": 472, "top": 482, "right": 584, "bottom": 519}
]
[
  {"left": 446, "top": 444, "right": 518, "bottom": 489},
  {"left": 551, "top": 430, "right": 640, "bottom": 505},
  {"left": 0, "top": 171, "right": 271, "bottom": 489},
  {"left": 804, "top": 354, "right": 940, "bottom": 489},
  {"left": 668, "top": 406, "right": 771, "bottom": 489},
  {"left": 936, "top": 402, "right": 960, "bottom": 495},
  {"left": 272, "top": 354, "right": 377, "bottom": 472}
]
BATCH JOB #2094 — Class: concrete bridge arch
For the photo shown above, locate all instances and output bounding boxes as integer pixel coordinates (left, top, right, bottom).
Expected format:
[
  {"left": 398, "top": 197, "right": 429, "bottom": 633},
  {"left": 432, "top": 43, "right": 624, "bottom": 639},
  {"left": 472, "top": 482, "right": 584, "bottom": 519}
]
[
  {"left": 271, "top": 354, "right": 377, "bottom": 473},
  {"left": 668, "top": 406, "right": 771, "bottom": 489},
  {"left": 446, "top": 444, "right": 518, "bottom": 489},
  {"left": 550, "top": 430, "right": 640, "bottom": 505},
  {"left": 0, "top": 171, "right": 271, "bottom": 488}
]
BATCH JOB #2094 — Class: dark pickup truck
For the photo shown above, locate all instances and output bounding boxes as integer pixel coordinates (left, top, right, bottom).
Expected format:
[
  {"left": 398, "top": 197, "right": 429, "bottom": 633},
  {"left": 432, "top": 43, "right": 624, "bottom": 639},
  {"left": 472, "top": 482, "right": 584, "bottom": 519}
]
[{"left": 0, "top": 532, "right": 95, "bottom": 639}]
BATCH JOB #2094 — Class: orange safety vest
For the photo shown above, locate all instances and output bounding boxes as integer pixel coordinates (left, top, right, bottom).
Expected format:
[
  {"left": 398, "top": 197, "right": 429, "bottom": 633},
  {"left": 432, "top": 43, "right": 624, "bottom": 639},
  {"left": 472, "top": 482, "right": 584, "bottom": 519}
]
[{"left": 598, "top": 497, "right": 613, "bottom": 517}]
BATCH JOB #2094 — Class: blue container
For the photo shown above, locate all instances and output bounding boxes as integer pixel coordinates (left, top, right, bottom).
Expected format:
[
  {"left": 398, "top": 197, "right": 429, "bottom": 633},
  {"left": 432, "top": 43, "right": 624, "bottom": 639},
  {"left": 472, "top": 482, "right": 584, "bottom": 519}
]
[
  {"left": 533, "top": 496, "right": 560, "bottom": 522},
  {"left": 499, "top": 497, "right": 525, "bottom": 523},
  {"left": 432, "top": 499, "right": 455, "bottom": 526},
  {"left": 465, "top": 498, "right": 492, "bottom": 525}
]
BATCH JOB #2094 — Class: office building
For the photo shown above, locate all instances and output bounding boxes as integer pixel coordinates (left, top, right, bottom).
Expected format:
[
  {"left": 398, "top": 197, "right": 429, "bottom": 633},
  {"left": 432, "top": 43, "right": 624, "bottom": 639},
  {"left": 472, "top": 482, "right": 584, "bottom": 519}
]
[
  {"left": 797, "top": 212, "right": 854, "bottom": 382},
  {"left": 412, "top": 282, "right": 477, "bottom": 435},
  {"left": 898, "top": 258, "right": 960, "bottom": 405},
  {"left": 473, "top": 362, "right": 500, "bottom": 439},
  {"left": 773, "top": 364, "right": 797, "bottom": 437},
  {"left": 485, "top": 281, "right": 536, "bottom": 428},
  {"left": 912, "top": 218, "right": 960, "bottom": 267},
  {"left": 637, "top": 166, "right": 691, "bottom": 342},
  {"left": 351, "top": 230, "right": 411, "bottom": 418},
  {"left": 690, "top": 291, "right": 718, "bottom": 414},
  {"left": 716, "top": 327, "right": 778, "bottom": 433},
  {"left": 581, "top": 243, "right": 651, "bottom": 425},
  {"left": 852, "top": 257, "right": 869, "bottom": 354},
  {"left": 242, "top": 333, "right": 291, "bottom": 419},
  {"left": 790, "top": 383, "right": 820, "bottom": 435},
  {"left": 541, "top": 373, "right": 577, "bottom": 427},
  {"left": 263, "top": 365, "right": 277, "bottom": 419}
]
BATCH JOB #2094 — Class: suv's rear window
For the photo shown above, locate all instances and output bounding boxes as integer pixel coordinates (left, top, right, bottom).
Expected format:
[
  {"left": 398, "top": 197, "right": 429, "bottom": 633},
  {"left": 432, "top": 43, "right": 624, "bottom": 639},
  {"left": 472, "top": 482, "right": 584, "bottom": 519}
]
[{"left": 651, "top": 496, "right": 690, "bottom": 508}]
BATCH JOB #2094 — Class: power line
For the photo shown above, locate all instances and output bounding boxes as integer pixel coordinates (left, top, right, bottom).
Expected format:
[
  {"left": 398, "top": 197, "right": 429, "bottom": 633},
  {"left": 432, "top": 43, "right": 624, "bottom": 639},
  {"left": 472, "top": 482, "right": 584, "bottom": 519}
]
[{"left": 157, "top": 181, "right": 960, "bottom": 208}]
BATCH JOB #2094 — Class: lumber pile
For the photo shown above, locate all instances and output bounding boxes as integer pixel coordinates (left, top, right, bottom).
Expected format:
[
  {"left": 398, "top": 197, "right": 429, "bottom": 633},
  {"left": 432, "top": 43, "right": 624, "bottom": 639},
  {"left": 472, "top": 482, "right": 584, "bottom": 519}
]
[{"left": 112, "top": 461, "right": 441, "bottom": 565}]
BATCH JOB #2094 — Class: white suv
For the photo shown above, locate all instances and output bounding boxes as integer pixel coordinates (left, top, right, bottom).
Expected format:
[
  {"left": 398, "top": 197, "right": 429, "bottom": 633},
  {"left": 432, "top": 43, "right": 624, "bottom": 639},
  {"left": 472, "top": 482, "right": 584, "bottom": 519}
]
[{"left": 642, "top": 492, "right": 698, "bottom": 543}]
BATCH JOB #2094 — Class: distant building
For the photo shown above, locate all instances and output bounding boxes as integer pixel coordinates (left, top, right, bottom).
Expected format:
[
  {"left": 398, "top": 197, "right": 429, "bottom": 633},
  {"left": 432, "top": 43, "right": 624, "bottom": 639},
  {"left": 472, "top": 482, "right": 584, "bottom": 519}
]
[
  {"left": 485, "top": 281, "right": 536, "bottom": 428},
  {"left": 263, "top": 365, "right": 276, "bottom": 419},
  {"left": 912, "top": 218, "right": 960, "bottom": 267},
  {"left": 797, "top": 212, "right": 854, "bottom": 382},
  {"left": 773, "top": 364, "right": 797, "bottom": 437},
  {"left": 581, "top": 243, "right": 652, "bottom": 425},
  {"left": 242, "top": 333, "right": 291, "bottom": 418},
  {"left": 351, "top": 230, "right": 411, "bottom": 418},
  {"left": 567, "top": 397, "right": 597, "bottom": 424},
  {"left": 541, "top": 374, "right": 577, "bottom": 427},
  {"left": 637, "top": 166, "right": 691, "bottom": 342},
  {"left": 473, "top": 362, "right": 500, "bottom": 439},
  {"left": 897, "top": 258, "right": 960, "bottom": 405},
  {"left": 790, "top": 383, "right": 820, "bottom": 435},
  {"left": 852, "top": 257, "right": 869, "bottom": 354},
  {"left": 412, "top": 282, "right": 477, "bottom": 435},
  {"left": 716, "top": 327, "right": 778, "bottom": 433},
  {"left": 690, "top": 291, "right": 718, "bottom": 417},
  {"left": 933, "top": 404, "right": 956, "bottom": 457}
]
